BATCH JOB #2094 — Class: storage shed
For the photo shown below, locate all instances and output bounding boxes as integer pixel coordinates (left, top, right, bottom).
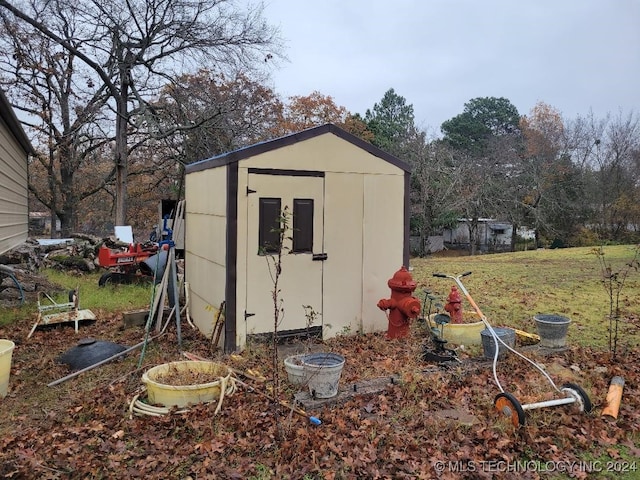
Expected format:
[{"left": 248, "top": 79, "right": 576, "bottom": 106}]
[
  {"left": 185, "top": 124, "right": 411, "bottom": 352},
  {"left": 0, "top": 89, "right": 32, "bottom": 255}
]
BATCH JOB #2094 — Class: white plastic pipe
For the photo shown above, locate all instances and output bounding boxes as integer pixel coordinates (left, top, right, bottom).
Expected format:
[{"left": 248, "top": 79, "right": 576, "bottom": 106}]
[{"left": 521, "top": 396, "right": 575, "bottom": 411}]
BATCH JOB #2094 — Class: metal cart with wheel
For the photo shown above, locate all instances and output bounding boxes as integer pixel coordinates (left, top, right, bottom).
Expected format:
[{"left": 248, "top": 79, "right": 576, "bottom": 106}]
[{"left": 432, "top": 271, "right": 593, "bottom": 426}]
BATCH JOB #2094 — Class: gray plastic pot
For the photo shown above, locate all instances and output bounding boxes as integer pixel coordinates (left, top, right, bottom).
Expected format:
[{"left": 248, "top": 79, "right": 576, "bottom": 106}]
[{"left": 534, "top": 314, "right": 571, "bottom": 348}]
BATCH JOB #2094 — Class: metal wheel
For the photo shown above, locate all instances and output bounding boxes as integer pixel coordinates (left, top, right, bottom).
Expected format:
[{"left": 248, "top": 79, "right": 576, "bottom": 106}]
[
  {"left": 561, "top": 383, "right": 593, "bottom": 413},
  {"left": 495, "top": 392, "right": 526, "bottom": 426}
]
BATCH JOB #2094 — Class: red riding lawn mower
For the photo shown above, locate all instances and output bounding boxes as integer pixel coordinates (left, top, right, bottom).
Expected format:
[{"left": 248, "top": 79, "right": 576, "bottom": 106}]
[{"left": 97, "top": 240, "right": 163, "bottom": 286}]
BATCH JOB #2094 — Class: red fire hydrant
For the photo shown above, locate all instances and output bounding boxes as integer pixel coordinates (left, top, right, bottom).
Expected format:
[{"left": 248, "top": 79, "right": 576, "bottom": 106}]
[
  {"left": 377, "top": 266, "right": 421, "bottom": 339},
  {"left": 444, "top": 285, "right": 464, "bottom": 324}
]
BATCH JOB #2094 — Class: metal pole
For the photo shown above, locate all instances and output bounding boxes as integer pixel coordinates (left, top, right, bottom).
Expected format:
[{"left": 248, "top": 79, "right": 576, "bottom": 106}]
[
  {"left": 48, "top": 334, "right": 164, "bottom": 387},
  {"left": 169, "top": 246, "right": 182, "bottom": 348},
  {"left": 522, "top": 397, "right": 575, "bottom": 411}
]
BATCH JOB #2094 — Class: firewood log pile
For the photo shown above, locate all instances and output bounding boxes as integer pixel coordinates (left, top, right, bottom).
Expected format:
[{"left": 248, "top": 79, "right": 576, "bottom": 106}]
[{"left": 0, "top": 234, "right": 106, "bottom": 307}]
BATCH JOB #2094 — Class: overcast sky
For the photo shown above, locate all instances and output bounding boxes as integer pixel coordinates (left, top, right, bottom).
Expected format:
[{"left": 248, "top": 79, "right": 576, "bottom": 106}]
[{"left": 262, "top": 0, "right": 639, "bottom": 136}]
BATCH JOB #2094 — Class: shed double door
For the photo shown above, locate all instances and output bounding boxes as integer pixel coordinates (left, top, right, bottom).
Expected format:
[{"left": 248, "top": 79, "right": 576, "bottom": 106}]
[{"left": 245, "top": 171, "right": 325, "bottom": 337}]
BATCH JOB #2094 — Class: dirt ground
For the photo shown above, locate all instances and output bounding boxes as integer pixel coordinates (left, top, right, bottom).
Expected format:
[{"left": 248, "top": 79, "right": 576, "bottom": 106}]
[{"left": 1, "top": 307, "right": 639, "bottom": 479}]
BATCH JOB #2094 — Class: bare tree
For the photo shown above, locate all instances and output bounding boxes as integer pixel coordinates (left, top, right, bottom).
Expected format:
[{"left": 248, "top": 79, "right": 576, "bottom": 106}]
[
  {"left": 596, "top": 111, "right": 640, "bottom": 238},
  {"left": 0, "top": 0, "right": 281, "bottom": 225},
  {"left": 563, "top": 110, "right": 640, "bottom": 241},
  {"left": 0, "top": 16, "right": 112, "bottom": 236},
  {"left": 516, "top": 103, "right": 587, "bottom": 247},
  {"left": 440, "top": 97, "right": 524, "bottom": 254},
  {"left": 409, "top": 138, "right": 463, "bottom": 256}
]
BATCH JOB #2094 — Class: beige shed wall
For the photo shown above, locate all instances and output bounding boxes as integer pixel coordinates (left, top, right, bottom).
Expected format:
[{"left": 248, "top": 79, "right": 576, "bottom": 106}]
[
  {"left": 361, "top": 174, "right": 406, "bottom": 333},
  {"left": 321, "top": 172, "right": 405, "bottom": 336},
  {"left": 246, "top": 134, "right": 401, "bottom": 175},
  {"left": 185, "top": 167, "right": 228, "bottom": 338},
  {"left": 321, "top": 172, "right": 364, "bottom": 336},
  {"left": 0, "top": 119, "right": 29, "bottom": 255},
  {"left": 235, "top": 131, "right": 406, "bottom": 342}
]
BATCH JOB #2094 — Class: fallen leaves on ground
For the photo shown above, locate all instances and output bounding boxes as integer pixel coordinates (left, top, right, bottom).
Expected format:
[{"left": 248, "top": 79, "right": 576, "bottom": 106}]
[{"left": 0, "top": 311, "right": 638, "bottom": 480}]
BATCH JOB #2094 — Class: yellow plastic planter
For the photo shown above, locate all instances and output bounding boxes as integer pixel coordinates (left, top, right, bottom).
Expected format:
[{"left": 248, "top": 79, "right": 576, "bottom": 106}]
[
  {"left": 428, "top": 312, "right": 485, "bottom": 345},
  {"left": 0, "top": 339, "right": 15, "bottom": 398},
  {"left": 142, "top": 361, "right": 232, "bottom": 408}
]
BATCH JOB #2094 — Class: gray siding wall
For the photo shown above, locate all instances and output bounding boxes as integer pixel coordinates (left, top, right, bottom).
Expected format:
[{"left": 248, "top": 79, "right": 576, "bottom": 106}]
[{"left": 0, "top": 116, "right": 29, "bottom": 255}]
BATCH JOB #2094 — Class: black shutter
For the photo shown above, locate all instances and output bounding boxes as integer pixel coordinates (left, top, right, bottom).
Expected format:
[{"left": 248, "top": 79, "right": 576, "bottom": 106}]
[
  {"left": 293, "top": 198, "right": 313, "bottom": 253},
  {"left": 258, "top": 198, "right": 281, "bottom": 254}
]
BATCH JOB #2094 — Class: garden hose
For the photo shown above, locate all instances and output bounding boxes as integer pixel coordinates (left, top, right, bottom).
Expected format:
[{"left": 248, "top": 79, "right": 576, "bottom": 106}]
[
  {"left": 0, "top": 266, "right": 24, "bottom": 305},
  {"left": 129, "top": 392, "right": 176, "bottom": 417}
]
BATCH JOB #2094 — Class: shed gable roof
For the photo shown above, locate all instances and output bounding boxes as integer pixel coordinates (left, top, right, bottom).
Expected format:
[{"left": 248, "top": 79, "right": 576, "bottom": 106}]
[{"left": 185, "top": 123, "right": 410, "bottom": 174}]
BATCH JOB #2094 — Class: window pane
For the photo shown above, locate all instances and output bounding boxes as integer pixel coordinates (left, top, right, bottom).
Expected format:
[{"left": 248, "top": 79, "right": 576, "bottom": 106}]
[
  {"left": 293, "top": 198, "right": 313, "bottom": 253},
  {"left": 259, "top": 197, "right": 281, "bottom": 254}
]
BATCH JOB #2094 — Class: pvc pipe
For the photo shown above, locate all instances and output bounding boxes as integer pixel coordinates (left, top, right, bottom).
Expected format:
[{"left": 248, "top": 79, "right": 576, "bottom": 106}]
[
  {"left": 521, "top": 396, "right": 575, "bottom": 411},
  {"left": 602, "top": 376, "right": 624, "bottom": 419}
]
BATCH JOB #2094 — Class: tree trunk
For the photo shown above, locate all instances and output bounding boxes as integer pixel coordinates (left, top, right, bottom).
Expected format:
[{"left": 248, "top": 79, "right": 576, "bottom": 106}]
[
  {"left": 419, "top": 228, "right": 427, "bottom": 257},
  {"left": 47, "top": 138, "right": 58, "bottom": 238},
  {"left": 114, "top": 57, "right": 131, "bottom": 226},
  {"left": 510, "top": 223, "right": 518, "bottom": 252},
  {"left": 58, "top": 201, "right": 75, "bottom": 238},
  {"left": 49, "top": 206, "right": 58, "bottom": 238},
  {"left": 468, "top": 219, "right": 479, "bottom": 256}
]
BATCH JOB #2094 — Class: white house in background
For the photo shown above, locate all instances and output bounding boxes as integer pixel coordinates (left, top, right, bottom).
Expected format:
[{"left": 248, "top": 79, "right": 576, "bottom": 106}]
[
  {"left": 184, "top": 124, "right": 412, "bottom": 352},
  {"left": 517, "top": 226, "right": 536, "bottom": 240},
  {"left": 0, "top": 88, "right": 33, "bottom": 255},
  {"left": 443, "top": 218, "right": 513, "bottom": 253}
]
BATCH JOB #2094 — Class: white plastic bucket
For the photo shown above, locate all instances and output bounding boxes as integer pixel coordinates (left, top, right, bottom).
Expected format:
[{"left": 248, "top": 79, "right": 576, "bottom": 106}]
[
  {"left": 303, "top": 353, "right": 345, "bottom": 399},
  {"left": 284, "top": 354, "right": 308, "bottom": 385},
  {"left": 0, "top": 339, "right": 15, "bottom": 398}
]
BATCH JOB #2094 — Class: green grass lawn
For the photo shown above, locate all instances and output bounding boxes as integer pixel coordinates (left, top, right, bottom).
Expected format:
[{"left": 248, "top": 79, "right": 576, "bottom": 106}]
[
  {"left": 410, "top": 244, "right": 640, "bottom": 351},
  {"left": 0, "top": 269, "right": 152, "bottom": 327},
  {"left": 3, "top": 245, "right": 638, "bottom": 352}
]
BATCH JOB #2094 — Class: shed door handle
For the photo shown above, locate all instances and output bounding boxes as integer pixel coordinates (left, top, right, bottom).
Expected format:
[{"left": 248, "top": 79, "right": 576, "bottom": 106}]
[{"left": 312, "top": 253, "right": 328, "bottom": 261}]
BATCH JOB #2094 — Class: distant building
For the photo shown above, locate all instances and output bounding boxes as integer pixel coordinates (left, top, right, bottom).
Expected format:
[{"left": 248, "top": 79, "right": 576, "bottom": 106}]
[
  {"left": 443, "top": 218, "right": 513, "bottom": 253},
  {"left": 29, "top": 212, "right": 61, "bottom": 236},
  {"left": 517, "top": 226, "right": 536, "bottom": 240},
  {"left": 410, "top": 235, "right": 444, "bottom": 255}
]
